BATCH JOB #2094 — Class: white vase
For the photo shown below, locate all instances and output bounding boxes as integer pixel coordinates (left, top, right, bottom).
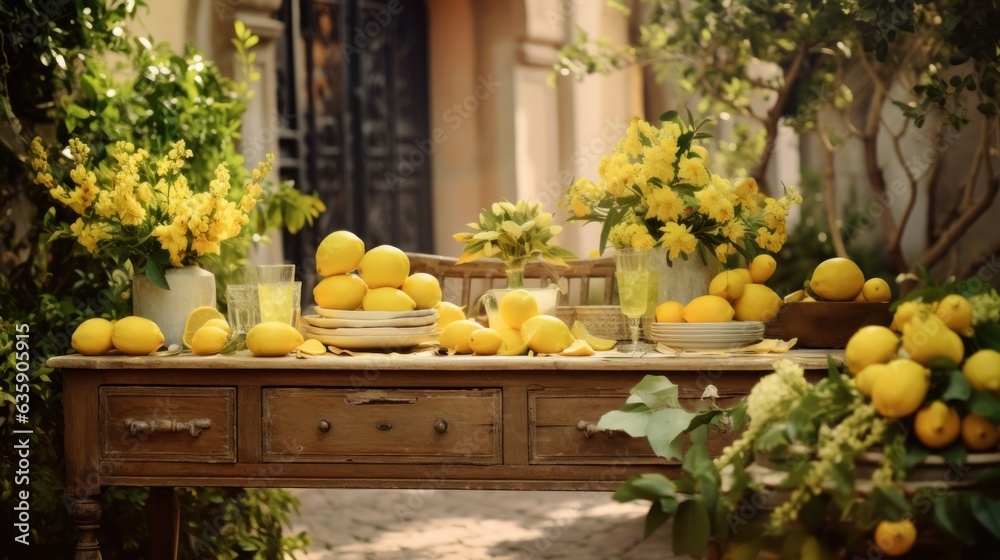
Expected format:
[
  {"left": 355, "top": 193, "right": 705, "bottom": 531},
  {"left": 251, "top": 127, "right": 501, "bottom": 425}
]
[
  {"left": 132, "top": 265, "right": 217, "bottom": 348},
  {"left": 649, "top": 248, "right": 716, "bottom": 305}
]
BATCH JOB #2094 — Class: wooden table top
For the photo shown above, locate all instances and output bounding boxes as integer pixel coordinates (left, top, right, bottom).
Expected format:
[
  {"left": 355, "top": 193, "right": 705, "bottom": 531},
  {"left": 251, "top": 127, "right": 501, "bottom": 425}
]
[{"left": 48, "top": 348, "right": 844, "bottom": 372}]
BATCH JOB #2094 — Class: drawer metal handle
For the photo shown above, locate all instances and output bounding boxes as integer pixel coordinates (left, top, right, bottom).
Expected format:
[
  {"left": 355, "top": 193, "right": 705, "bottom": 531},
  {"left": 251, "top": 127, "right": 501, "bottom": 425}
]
[
  {"left": 376, "top": 421, "right": 393, "bottom": 431},
  {"left": 434, "top": 420, "right": 448, "bottom": 433},
  {"left": 124, "top": 417, "right": 212, "bottom": 438},
  {"left": 317, "top": 419, "right": 331, "bottom": 433},
  {"left": 575, "top": 420, "right": 623, "bottom": 439}
]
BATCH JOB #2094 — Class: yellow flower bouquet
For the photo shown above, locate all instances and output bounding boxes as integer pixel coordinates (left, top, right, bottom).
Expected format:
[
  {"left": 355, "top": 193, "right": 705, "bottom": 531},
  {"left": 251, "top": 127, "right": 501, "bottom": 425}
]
[
  {"left": 561, "top": 112, "right": 802, "bottom": 265},
  {"left": 29, "top": 136, "right": 274, "bottom": 289}
]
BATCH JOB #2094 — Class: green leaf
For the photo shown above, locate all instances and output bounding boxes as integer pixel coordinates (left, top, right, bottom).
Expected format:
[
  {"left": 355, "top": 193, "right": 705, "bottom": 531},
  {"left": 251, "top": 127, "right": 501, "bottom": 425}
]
[
  {"left": 645, "top": 498, "right": 672, "bottom": 538},
  {"left": 903, "top": 445, "right": 931, "bottom": 470},
  {"left": 939, "top": 440, "right": 967, "bottom": 466},
  {"left": 143, "top": 260, "right": 170, "bottom": 290},
  {"left": 659, "top": 110, "right": 679, "bottom": 123},
  {"left": 869, "top": 485, "right": 910, "bottom": 521},
  {"left": 941, "top": 370, "right": 972, "bottom": 402},
  {"left": 969, "top": 391, "right": 1000, "bottom": 423},
  {"left": 646, "top": 408, "right": 696, "bottom": 460},
  {"left": 934, "top": 495, "right": 976, "bottom": 545},
  {"left": 970, "top": 496, "right": 1000, "bottom": 541},
  {"left": 597, "top": 406, "right": 652, "bottom": 437},
  {"left": 613, "top": 473, "right": 676, "bottom": 503},
  {"left": 629, "top": 374, "right": 682, "bottom": 409},
  {"left": 673, "top": 499, "right": 710, "bottom": 558}
]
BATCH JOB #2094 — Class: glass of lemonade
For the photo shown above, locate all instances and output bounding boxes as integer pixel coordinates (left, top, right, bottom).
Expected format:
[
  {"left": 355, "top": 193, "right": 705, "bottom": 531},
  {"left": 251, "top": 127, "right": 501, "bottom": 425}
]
[
  {"left": 258, "top": 281, "right": 301, "bottom": 327},
  {"left": 615, "top": 248, "right": 650, "bottom": 354}
]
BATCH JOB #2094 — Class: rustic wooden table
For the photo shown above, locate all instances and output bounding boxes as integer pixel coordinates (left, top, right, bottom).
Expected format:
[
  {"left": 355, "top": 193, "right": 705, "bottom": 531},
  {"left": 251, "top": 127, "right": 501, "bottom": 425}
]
[{"left": 49, "top": 349, "right": 842, "bottom": 559}]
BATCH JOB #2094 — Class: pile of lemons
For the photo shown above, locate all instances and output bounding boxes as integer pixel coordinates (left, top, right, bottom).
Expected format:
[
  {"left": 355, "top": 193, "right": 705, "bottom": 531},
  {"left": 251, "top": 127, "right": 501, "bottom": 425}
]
[
  {"left": 787, "top": 257, "right": 891, "bottom": 303},
  {"left": 312, "top": 230, "right": 442, "bottom": 312},
  {"left": 181, "top": 306, "right": 314, "bottom": 358},
  {"left": 72, "top": 316, "right": 165, "bottom": 356},
  {"left": 654, "top": 254, "right": 783, "bottom": 323}
]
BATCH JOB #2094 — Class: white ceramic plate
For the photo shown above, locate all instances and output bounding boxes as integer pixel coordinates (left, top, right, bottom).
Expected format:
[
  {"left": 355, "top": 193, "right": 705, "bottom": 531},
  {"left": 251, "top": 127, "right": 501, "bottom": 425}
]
[
  {"left": 305, "top": 325, "right": 437, "bottom": 337},
  {"left": 302, "top": 313, "right": 438, "bottom": 328},
  {"left": 304, "top": 332, "right": 438, "bottom": 350},
  {"left": 314, "top": 307, "right": 438, "bottom": 320},
  {"left": 652, "top": 335, "right": 763, "bottom": 350},
  {"left": 652, "top": 321, "right": 764, "bottom": 331}
]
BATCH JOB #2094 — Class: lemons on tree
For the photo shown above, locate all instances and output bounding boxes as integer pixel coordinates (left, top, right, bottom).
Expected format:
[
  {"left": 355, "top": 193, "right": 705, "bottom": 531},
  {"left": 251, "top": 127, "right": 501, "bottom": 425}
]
[
  {"left": 316, "top": 230, "right": 365, "bottom": 277},
  {"left": 961, "top": 414, "right": 1000, "bottom": 451},
  {"left": 440, "top": 319, "right": 483, "bottom": 354},
  {"left": 682, "top": 295, "right": 735, "bottom": 323},
  {"left": 874, "top": 519, "right": 917, "bottom": 557},
  {"left": 402, "top": 273, "right": 443, "bottom": 309},
  {"left": 357, "top": 245, "right": 410, "bottom": 288},
  {"left": 708, "top": 271, "right": 747, "bottom": 302},
  {"left": 749, "top": 254, "right": 777, "bottom": 283},
  {"left": 183, "top": 306, "right": 226, "bottom": 348},
  {"left": 901, "top": 314, "right": 964, "bottom": 365},
  {"left": 499, "top": 289, "right": 539, "bottom": 329},
  {"left": 861, "top": 278, "right": 892, "bottom": 303},
  {"left": 362, "top": 287, "right": 416, "bottom": 312},
  {"left": 962, "top": 349, "right": 1000, "bottom": 393},
  {"left": 844, "top": 326, "right": 899, "bottom": 374},
  {"left": 314, "top": 274, "right": 368, "bottom": 310},
  {"left": 246, "top": 322, "right": 304, "bottom": 357},
  {"left": 72, "top": 318, "right": 115, "bottom": 356},
  {"left": 913, "top": 401, "right": 961, "bottom": 449},
  {"left": 520, "top": 315, "right": 576, "bottom": 354},
  {"left": 111, "top": 316, "right": 165, "bottom": 355},
  {"left": 434, "top": 302, "right": 466, "bottom": 330},
  {"left": 190, "top": 326, "right": 230, "bottom": 355},
  {"left": 809, "top": 257, "right": 865, "bottom": 301},
  {"left": 570, "top": 321, "right": 617, "bottom": 351},
  {"left": 655, "top": 300, "right": 685, "bottom": 323},
  {"left": 732, "top": 284, "right": 783, "bottom": 322},
  {"left": 469, "top": 328, "right": 503, "bottom": 355},
  {"left": 935, "top": 294, "right": 975, "bottom": 336},
  {"left": 871, "top": 359, "right": 930, "bottom": 419}
]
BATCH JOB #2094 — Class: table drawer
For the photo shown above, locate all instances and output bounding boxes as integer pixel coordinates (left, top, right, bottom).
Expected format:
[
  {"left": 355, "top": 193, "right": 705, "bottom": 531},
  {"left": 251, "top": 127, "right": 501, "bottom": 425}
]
[
  {"left": 99, "top": 387, "right": 236, "bottom": 463},
  {"left": 528, "top": 389, "right": 740, "bottom": 465},
  {"left": 263, "top": 388, "right": 502, "bottom": 464}
]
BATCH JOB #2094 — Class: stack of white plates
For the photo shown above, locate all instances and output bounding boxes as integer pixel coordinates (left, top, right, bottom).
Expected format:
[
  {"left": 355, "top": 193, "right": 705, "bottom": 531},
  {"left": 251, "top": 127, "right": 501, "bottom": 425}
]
[
  {"left": 302, "top": 307, "right": 439, "bottom": 350},
  {"left": 651, "top": 321, "right": 765, "bottom": 350}
]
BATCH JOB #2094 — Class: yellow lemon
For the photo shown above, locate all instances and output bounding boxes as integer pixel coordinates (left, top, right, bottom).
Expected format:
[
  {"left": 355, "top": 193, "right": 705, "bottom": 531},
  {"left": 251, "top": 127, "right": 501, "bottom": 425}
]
[
  {"left": 682, "top": 295, "right": 735, "bottom": 323},
  {"left": 246, "top": 322, "right": 304, "bottom": 357},
  {"left": 871, "top": 359, "right": 930, "bottom": 419},
  {"left": 913, "top": 401, "right": 961, "bottom": 449},
  {"left": 71, "top": 318, "right": 115, "bottom": 356},
  {"left": 891, "top": 300, "right": 931, "bottom": 332},
  {"left": 809, "top": 257, "right": 865, "bottom": 301},
  {"left": 655, "top": 301, "right": 686, "bottom": 323},
  {"left": 732, "top": 284, "right": 782, "bottom": 322},
  {"left": 520, "top": 315, "right": 576, "bottom": 354},
  {"left": 434, "top": 302, "right": 466, "bottom": 330},
  {"left": 709, "top": 271, "right": 747, "bottom": 302},
  {"left": 961, "top": 414, "right": 1000, "bottom": 452},
  {"left": 357, "top": 245, "right": 410, "bottom": 288},
  {"left": 401, "top": 273, "right": 443, "bottom": 309},
  {"left": 935, "top": 294, "right": 974, "bottom": 337},
  {"left": 183, "top": 306, "right": 225, "bottom": 349},
  {"left": 749, "top": 254, "right": 777, "bottom": 283},
  {"left": 296, "top": 339, "right": 328, "bottom": 356},
  {"left": 730, "top": 268, "right": 752, "bottom": 285},
  {"left": 362, "top": 287, "right": 416, "bottom": 312},
  {"left": 874, "top": 519, "right": 916, "bottom": 557},
  {"left": 861, "top": 278, "right": 892, "bottom": 303},
  {"left": 901, "top": 314, "right": 964, "bottom": 366},
  {"left": 496, "top": 327, "right": 525, "bottom": 352},
  {"left": 314, "top": 274, "right": 368, "bottom": 310},
  {"left": 111, "top": 316, "right": 165, "bottom": 355},
  {"left": 962, "top": 349, "right": 1000, "bottom": 393},
  {"left": 845, "top": 325, "right": 899, "bottom": 374},
  {"left": 570, "top": 321, "right": 617, "bottom": 351},
  {"left": 469, "top": 328, "right": 503, "bottom": 355},
  {"left": 499, "top": 289, "right": 539, "bottom": 330},
  {"left": 855, "top": 363, "right": 891, "bottom": 397},
  {"left": 190, "top": 326, "right": 229, "bottom": 355},
  {"left": 784, "top": 289, "right": 806, "bottom": 303},
  {"left": 439, "top": 319, "right": 482, "bottom": 354},
  {"left": 203, "top": 318, "right": 232, "bottom": 335},
  {"left": 561, "top": 339, "right": 596, "bottom": 356},
  {"left": 316, "top": 230, "right": 365, "bottom": 277}
]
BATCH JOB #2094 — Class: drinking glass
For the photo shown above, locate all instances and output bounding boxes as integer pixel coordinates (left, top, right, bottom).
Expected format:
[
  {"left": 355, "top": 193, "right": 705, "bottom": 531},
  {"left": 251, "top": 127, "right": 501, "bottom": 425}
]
[
  {"left": 615, "top": 248, "right": 650, "bottom": 354},
  {"left": 258, "top": 281, "right": 302, "bottom": 327},
  {"left": 226, "top": 284, "right": 260, "bottom": 336}
]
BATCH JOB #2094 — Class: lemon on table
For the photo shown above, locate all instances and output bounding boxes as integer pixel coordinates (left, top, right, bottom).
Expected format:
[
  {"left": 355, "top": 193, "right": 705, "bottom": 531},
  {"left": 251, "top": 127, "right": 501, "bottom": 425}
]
[
  {"left": 962, "top": 349, "right": 1000, "bottom": 393},
  {"left": 682, "top": 295, "right": 735, "bottom": 323},
  {"left": 708, "top": 271, "right": 747, "bottom": 302},
  {"left": 499, "top": 289, "right": 539, "bottom": 330},
  {"left": 874, "top": 519, "right": 917, "bottom": 557},
  {"left": 935, "top": 294, "right": 974, "bottom": 337},
  {"left": 861, "top": 278, "right": 892, "bottom": 303},
  {"left": 913, "top": 401, "right": 961, "bottom": 449},
  {"left": 496, "top": 327, "right": 525, "bottom": 353},
  {"left": 246, "top": 321, "right": 304, "bottom": 357},
  {"left": 520, "top": 315, "right": 576, "bottom": 354},
  {"left": 362, "top": 287, "right": 416, "bottom": 312},
  {"left": 190, "top": 326, "right": 230, "bottom": 355},
  {"left": 844, "top": 325, "right": 899, "bottom": 374},
  {"left": 809, "top": 257, "right": 865, "bottom": 301},
  {"left": 731, "top": 268, "right": 752, "bottom": 284},
  {"left": 435, "top": 302, "right": 466, "bottom": 330},
  {"left": 314, "top": 274, "right": 368, "bottom": 310},
  {"left": 732, "top": 284, "right": 782, "bottom": 322},
  {"left": 440, "top": 319, "right": 483, "bottom": 354},
  {"left": 183, "top": 306, "right": 225, "bottom": 349},
  {"left": 749, "top": 254, "right": 777, "bottom": 283},
  {"left": 469, "top": 328, "right": 503, "bottom": 355},
  {"left": 316, "top": 230, "right": 365, "bottom": 277},
  {"left": 112, "top": 316, "right": 165, "bottom": 355},
  {"left": 655, "top": 300, "right": 686, "bottom": 323},
  {"left": 358, "top": 245, "right": 410, "bottom": 288},
  {"left": 402, "top": 273, "right": 443, "bottom": 309},
  {"left": 961, "top": 414, "right": 1000, "bottom": 451},
  {"left": 561, "top": 339, "right": 595, "bottom": 356},
  {"left": 570, "top": 321, "right": 617, "bottom": 351},
  {"left": 72, "top": 318, "right": 115, "bottom": 356},
  {"left": 871, "top": 359, "right": 930, "bottom": 419},
  {"left": 296, "top": 339, "right": 328, "bottom": 356},
  {"left": 203, "top": 318, "right": 232, "bottom": 335}
]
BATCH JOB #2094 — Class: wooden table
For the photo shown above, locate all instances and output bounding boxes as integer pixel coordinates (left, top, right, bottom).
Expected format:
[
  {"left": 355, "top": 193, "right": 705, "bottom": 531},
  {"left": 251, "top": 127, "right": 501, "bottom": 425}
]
[{"left": 50, "top": 349, "right": 841, "bottom": 559}]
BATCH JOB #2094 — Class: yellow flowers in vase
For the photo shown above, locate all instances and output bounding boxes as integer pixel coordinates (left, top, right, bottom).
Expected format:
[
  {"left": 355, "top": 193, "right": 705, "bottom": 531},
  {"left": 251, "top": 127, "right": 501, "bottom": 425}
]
[
  {"left": 560, "top": 112, "right": 802, "bottom": 265},
  {"left": 29, "top": 136, "right": 274, "bottom": 288}
]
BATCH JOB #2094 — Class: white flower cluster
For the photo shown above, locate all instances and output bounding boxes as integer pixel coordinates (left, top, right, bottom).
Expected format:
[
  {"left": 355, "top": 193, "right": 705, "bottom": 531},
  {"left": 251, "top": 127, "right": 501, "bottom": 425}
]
[
  {"left": 970, "top": 289, "right": 1000, "bottom": 326},
  {"left": 745, "top": 359, "right": 811, "bottom": 427}
]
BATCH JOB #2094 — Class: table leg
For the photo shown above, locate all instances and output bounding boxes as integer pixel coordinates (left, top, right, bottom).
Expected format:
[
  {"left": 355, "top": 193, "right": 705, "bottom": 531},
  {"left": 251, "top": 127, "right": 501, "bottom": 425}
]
[
  {"left": 69, "top": 495, "right": 103, "bottom": 560},
  {"left": 147, "top": 487, "right": 180, "bottom": 560}
]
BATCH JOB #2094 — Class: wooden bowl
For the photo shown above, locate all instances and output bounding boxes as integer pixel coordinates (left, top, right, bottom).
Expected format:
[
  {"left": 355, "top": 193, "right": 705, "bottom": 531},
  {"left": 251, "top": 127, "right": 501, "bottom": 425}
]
[{"left": 768, "top": 301, "right": 893, "bottom": 348}]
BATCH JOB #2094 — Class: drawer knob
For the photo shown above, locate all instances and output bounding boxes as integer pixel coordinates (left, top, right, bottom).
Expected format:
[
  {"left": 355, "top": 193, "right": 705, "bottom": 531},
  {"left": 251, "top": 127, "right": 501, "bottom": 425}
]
[
  {"left": 434, "top": 420, "right": 448, "bottom": 433},
  {"left": 124, "top": 417, "right": 212, "bottom": 438},
  {"left": 376, "top": 422, "right": 393, "bottom": 431},
  {"left": 317, "top": 419, "right": 331, "bottom": 433}
]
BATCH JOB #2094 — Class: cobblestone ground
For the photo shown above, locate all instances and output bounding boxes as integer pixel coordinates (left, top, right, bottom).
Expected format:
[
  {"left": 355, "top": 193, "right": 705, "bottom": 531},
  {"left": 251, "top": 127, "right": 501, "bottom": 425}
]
[{"left": 289, "top": 489, "right": 688, "bottom": 560}]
